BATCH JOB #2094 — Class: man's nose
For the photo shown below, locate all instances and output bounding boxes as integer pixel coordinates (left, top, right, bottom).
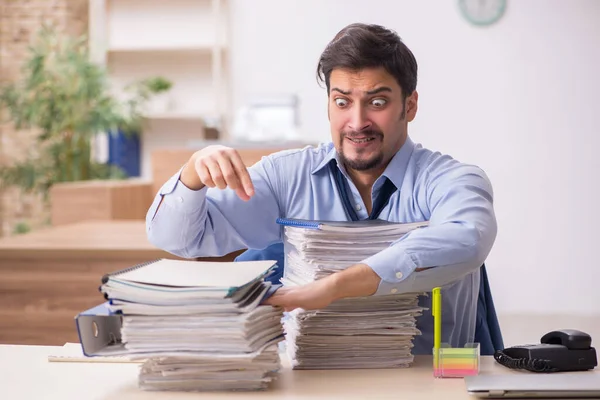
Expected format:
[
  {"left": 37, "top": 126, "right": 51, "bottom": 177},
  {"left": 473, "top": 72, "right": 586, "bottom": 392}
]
[{"left": 348, "top": 105, "right": 372, "bottom": 132}]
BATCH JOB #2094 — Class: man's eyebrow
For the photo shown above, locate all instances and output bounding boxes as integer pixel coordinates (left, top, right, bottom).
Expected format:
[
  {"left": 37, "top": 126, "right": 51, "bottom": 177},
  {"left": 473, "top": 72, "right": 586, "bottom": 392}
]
[
  {"left": 331, "top": 87, "right": 351, "bottom": 95},
  {"left": 366, "top": 86, "right": 392, "bottom": 95},
  {"left": 330, "top": 87, "right": 393, "bottom": 96}
]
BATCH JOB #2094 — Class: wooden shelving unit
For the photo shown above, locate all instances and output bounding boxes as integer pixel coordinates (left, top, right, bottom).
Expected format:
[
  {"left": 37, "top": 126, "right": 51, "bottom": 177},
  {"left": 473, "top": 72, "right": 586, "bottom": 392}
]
[{"left": 88, "top": 0, "right": 230, "bottom": 178}]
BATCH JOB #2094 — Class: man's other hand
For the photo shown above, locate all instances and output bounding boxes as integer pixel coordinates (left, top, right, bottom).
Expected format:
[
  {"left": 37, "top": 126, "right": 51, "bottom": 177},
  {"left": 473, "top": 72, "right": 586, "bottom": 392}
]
[
  {"left": 263, "top": 278, "right": 337, "bottom": 312},
  {"left": 263, "top": 263, "right": 381, "bottom": 312}
]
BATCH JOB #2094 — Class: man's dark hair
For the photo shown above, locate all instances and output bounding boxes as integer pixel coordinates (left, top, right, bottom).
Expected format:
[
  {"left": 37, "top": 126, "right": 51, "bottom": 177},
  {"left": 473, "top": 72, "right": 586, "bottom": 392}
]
[{"left": 317, "top": 23, "right": 418, "bottom": 99}]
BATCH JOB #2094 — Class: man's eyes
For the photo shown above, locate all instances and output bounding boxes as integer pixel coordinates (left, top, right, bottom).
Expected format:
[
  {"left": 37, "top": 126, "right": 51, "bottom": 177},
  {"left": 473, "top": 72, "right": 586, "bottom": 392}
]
[
  {"left": 334, "top": 98, "right": 348, "bottom": 107},
  {"left": 370, "top": 98, "right": 387, "bottom": 107},
  {"left": 333, "top": 98, "right": 387, "bottom": 108}
]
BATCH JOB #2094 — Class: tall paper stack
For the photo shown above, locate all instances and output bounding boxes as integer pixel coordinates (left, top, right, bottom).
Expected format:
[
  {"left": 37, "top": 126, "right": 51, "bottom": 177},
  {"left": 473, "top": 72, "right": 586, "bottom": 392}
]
[
  {"left": 277, "top": 218, "right": 428, "bottom": 370},
  {"left": 99, "top": 259, "right": 284, "bottom": 391}
]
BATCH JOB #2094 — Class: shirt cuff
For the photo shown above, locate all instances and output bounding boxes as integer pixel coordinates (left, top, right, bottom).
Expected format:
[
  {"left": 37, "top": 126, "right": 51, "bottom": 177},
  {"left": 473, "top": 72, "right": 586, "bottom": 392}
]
[
  {"left": 362, "top": 246, "right": 418, "bottom": 295},
  {"left": 159, "top": 168, "right": 209, "bottom": 213}
]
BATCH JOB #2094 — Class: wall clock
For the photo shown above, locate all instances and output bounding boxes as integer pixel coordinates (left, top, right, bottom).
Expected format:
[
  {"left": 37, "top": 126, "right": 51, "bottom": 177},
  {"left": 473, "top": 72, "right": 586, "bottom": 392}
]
[{"left": 458, "top": 0, "right": 507, "bottom": 26}]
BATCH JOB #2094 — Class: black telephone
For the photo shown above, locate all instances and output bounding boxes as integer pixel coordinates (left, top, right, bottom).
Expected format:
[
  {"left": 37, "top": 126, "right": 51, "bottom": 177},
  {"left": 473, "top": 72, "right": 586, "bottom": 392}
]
[{"left": 494, "top": 329, "right": 598, "bottom": 373}]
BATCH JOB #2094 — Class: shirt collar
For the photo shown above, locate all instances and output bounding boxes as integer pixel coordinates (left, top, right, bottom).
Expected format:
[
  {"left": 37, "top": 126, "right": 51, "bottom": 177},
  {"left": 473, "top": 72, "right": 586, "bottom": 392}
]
[
  {"left": 311, "top": 144, "right": 338, "bottom": 175},
  {"left": 380, "top": 136, "right": 416, "bottom": 190},
  {"left": 311, "top": 136, "right": 416, "bottom": 190}
]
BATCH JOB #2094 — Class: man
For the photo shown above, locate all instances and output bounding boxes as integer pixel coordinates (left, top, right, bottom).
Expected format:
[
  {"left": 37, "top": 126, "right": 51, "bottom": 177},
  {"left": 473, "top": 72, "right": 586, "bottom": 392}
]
[{"left": 146, "top": 23, "right": 499, "bottom": 355}]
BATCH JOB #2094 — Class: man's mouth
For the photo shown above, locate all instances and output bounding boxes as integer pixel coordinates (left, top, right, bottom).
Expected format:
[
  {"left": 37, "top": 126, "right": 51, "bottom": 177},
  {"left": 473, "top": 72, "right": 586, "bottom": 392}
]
[{"left": 347, "top": 137, "right": 376, "bottom": 143}]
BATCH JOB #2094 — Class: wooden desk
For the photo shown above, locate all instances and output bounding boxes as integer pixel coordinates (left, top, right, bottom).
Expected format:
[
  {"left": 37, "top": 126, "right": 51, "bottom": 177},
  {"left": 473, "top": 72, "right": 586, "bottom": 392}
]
[
  {"left": 0, "top": 221, "right": 171, "bottom": 346},
  {"left": 0, "top": 221, "right": 239, "bottom": 346},
  {"left": 0, "top": 345, "right": 487, "bottom": 399},
  {"left": 3, "top": 345, "right": 599, "bottom": 400}
]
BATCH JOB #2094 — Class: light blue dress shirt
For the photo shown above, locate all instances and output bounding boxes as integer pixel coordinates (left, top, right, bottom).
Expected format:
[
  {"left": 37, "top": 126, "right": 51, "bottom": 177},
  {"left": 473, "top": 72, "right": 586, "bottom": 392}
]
[{"left": 146, "top": 136, "right": 497, "bottom": 354}]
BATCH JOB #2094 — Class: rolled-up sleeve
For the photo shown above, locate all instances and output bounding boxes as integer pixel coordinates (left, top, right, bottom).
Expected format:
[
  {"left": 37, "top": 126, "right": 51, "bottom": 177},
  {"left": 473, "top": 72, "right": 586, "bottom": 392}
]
[
  {"left": 146, "top": 159, "right": 283, "bottom": 259},
  {"left": 363, "top": 164, "right": 497, "bottom": 295}
]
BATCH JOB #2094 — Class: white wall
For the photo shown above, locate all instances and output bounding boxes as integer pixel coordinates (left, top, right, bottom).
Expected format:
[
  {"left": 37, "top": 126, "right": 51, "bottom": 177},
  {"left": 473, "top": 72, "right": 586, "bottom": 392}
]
[{"left": 229, "top": 0, "right": 600, "bottom": 315}]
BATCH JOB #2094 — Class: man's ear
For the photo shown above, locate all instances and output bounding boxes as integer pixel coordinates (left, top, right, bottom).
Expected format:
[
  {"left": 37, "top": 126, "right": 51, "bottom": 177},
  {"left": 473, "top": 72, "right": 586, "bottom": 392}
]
[{"left": 406, "top": 91, "right": 418, "bottom": 122}]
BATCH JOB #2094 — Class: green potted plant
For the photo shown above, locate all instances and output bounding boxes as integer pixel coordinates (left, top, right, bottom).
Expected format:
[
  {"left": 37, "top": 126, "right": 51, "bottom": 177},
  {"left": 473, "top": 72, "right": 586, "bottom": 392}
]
[
  {"left": 0, "top": 25, "right": 172, "bottom": 197},
  {"left": 141, "top": 77, "right": 174, "bottom": 114}
]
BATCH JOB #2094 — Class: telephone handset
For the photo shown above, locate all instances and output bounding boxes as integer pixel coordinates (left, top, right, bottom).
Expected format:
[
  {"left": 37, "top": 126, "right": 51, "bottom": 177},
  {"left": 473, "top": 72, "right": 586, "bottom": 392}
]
[{"left": 494, "top": 329, "right": 598, "bottom": 373}]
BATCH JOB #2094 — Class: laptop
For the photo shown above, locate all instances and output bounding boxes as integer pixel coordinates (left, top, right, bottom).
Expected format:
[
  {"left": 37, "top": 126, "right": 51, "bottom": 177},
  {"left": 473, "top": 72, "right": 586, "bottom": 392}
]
[{"left": 465, "top": 373, "right": 600, "bottom": 398}]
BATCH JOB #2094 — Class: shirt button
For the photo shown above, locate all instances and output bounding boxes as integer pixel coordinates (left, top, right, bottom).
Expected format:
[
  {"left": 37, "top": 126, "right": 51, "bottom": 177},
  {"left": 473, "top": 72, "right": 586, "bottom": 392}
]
[
  {"left": 390, "top": 288, "right": 398, "bottom": 294},
  {"left": 395, "top": 272, "right": 403, "bottom": 279},
  {"left": 177, "top": 196, "right": 184, "bottom": 203},
  {"left": 355, "top": 204, "right": 361, "bottom": 211}
]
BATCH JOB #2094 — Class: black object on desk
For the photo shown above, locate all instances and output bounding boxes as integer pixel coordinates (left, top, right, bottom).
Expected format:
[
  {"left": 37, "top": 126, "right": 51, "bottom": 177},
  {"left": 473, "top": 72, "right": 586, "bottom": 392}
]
[{"left": 494, "top": 329, "right": 598, "bottom": 372}]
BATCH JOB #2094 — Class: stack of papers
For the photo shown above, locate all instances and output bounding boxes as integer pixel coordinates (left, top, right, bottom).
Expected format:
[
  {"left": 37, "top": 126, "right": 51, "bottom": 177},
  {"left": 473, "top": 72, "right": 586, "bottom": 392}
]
[
  {"left": 284, "top": 294, "right": 423, "bottom": 369},
  {"left": 137, "top": 345, "right": 280, "bottom": 391},
  {"left": 99, "top": 258, "right": 284, "bottom": 391},
  {"left": 277, "top": 218, "right": 428, "bottom": 369}
]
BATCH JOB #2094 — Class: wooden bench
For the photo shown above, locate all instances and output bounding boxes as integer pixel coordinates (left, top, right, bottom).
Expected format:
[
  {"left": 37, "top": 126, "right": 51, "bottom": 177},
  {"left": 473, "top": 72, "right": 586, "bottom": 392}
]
[{"left": 49, "top": 179, "right": 153, "bottom": 226}]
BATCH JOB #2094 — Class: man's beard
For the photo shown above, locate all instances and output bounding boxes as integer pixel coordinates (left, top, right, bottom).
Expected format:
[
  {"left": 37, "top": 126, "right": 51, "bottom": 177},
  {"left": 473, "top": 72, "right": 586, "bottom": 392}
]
[{"left": 338, "top": 129, "right": 384, "bottom": 171}]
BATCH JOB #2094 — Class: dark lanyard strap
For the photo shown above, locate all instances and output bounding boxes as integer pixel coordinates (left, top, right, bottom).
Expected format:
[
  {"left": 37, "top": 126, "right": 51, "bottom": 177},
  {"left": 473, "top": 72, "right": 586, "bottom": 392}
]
[{"left": 329, "top": 161, "right": 397, "bottom": 221}]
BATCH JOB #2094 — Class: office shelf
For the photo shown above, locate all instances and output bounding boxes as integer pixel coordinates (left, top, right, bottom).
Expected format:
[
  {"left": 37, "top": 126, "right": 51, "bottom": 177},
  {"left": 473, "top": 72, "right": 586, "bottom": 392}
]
[{"left": 89, "top": 0, "right": 230, "bottom": 178}]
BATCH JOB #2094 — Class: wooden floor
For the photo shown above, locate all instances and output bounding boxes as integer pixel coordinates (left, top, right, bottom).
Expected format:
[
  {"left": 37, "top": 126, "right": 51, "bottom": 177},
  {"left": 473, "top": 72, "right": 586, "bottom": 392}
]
[{"left": 0, "top": 220, "right": 240, "bottom": 345}]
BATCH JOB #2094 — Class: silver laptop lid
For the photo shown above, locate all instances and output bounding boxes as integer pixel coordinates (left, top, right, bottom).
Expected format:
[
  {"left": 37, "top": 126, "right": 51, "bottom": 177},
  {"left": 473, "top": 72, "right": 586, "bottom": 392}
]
[{"left": 465, "top": 373, "right": 600, "bottom": 398}]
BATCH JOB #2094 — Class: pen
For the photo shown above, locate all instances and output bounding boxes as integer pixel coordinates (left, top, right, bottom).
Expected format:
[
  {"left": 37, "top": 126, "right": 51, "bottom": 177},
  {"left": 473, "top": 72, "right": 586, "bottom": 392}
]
[{"left": 432, "top": 287, "right": 441, "bottom": 370}]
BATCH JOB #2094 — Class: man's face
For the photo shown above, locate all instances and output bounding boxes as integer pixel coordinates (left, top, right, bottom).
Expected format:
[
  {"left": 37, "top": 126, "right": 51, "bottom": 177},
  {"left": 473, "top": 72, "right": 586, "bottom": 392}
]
[{"left": 328, "top": 67, "right": 417, "bottom": 173}]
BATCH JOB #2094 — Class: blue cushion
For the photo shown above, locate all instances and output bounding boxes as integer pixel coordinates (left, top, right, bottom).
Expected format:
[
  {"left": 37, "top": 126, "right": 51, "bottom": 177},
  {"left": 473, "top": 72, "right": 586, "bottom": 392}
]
[{"left": 235, "top": 243, "right": 285, "bottom": 284}]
